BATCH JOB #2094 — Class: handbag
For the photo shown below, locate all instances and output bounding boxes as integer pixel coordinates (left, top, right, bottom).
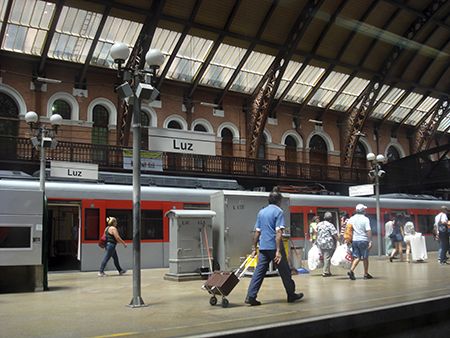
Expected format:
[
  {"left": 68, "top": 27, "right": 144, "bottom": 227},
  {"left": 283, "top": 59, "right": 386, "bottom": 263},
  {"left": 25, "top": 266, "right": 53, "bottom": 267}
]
[{"left": 98, "top": 227, "right": 109, "bottom": 248}]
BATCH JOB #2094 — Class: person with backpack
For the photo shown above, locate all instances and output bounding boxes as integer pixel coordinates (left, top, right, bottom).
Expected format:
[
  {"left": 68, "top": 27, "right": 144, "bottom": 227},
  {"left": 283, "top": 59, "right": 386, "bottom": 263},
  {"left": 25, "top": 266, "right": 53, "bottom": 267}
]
[{"left": 316, "top": 211, "right": 339, "bottom": 277}]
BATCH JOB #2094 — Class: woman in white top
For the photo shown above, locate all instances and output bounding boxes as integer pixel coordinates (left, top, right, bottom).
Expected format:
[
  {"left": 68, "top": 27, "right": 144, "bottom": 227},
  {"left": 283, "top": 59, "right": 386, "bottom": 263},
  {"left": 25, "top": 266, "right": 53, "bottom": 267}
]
[{"left": 403, "top": 217, "right": 415, "bottom": 263}]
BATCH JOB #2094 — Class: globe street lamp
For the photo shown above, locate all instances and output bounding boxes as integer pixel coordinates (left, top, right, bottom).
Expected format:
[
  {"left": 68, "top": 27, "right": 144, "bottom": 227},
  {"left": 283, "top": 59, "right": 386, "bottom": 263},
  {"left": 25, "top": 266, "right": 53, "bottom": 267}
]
[
  {"left": 25, "top": 111, "right": 63, "bottom": 193},
  {"left": 366, "top": 152, "right": 386, "bottom": 257},
  {"left": 25, "top": 111, "right": 63, "bottom": 291},
  {"left": 110, "top": 42, "right": 164, "bottom": 308}
]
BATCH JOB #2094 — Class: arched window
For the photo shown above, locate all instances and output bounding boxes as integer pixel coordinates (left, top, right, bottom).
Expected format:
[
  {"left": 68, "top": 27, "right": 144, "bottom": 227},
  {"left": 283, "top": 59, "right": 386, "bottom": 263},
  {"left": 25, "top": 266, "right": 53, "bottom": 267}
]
[
  {"left": 141, "top": 111, "right": 150, "bottom": 149},
  {"left": 194, "top": 124, "right": 207, "bottom": 132},
  {"left": 92, "top": 105, "right": 109, "bottom": 162},
  {"left": 353, "top": 141, "right": 367, "bottom": 168},
  {"left": 387, "top": 146, "right": 401, "bottom": 162},
  {"left": 285, "top": 136, "right": 297, "bottom": 163},
  {"left": 309, "top": 135, "right": 327, "bottom": 179},
  {"left": 52, "top": 99, "right": 71, "bottom": 120},
  {"left": 221, "top": 128, "right": 233, "bottom": 173},
  {"left": 257, "top": 134, "right": 267, "bottom": 160},
  {"left": 309, "top": 135, "right": 327, "bottom": 163},
  {"left": 285, "top": 135, "right": 298, "bottom": 176},
  {"left": 167, "top": 120, "right": 182, "bottom": 129},
  {"left": 0, "top": 92, "right": 19, "bottom": 137}
]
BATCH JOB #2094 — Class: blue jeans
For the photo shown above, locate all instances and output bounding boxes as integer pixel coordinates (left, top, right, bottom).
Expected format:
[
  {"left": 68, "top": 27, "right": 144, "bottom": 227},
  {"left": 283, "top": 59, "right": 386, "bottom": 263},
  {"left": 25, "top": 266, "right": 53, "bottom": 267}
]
[
  {"left": 99, "top": 242, "right": 123, "bottom": 273},
  {"left": 247, "top": 248, "right": 296, "bottom": 299},
  {"left": 439, "top": 232, "right": 449, "bottom": 263}
]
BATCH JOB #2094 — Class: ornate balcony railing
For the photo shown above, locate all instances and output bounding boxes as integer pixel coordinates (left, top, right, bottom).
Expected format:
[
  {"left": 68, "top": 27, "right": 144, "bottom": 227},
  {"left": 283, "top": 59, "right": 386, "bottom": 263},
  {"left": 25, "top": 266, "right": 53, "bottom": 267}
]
[{"left": 0, "top": 136, "right": 369, "bottom": 184}]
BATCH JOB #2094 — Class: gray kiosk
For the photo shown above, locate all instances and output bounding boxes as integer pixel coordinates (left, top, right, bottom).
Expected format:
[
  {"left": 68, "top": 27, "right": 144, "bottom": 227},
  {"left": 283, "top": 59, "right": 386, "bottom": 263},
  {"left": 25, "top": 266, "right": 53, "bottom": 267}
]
[
  {"left": 210, "top": 190, "right": 290, "bottom": 271},
  {"left": 165, "top": 210, "right": 216, "bottom": 281},
  {"left": 0, "top": 188, "right": 44, "bottom": 292}
]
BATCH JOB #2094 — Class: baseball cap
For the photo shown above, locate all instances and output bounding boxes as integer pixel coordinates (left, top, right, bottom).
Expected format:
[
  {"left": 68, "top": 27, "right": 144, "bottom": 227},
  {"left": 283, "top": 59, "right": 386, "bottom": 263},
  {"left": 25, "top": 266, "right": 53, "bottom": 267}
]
[{"left": 355, "top": 204, "right": 367, "bottom": 212}]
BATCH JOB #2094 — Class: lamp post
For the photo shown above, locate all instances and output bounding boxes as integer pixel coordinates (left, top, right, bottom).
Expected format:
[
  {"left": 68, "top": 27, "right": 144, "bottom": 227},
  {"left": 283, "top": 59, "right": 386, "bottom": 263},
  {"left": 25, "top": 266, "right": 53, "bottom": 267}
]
[
  {"left": 25, "top": 111, "right": 63, "bottom": 291},
  {"left": 366, "top": 152, "right": 386, "bottom": 257},
  {"left": 110, "top": 42, "right": 164, "bottom": 308}
]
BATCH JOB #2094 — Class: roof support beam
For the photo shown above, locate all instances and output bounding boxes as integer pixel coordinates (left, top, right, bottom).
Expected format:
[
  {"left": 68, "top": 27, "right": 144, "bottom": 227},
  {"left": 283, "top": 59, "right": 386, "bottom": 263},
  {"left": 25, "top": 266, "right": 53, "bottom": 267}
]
[
  {"left": 341, "top": 0, "right": 445, "bottom": 167},
  {"left": 77, "top": 4, "right": 112, "bottom": 89},
  {"left": 186, "top": 0, "right": 241, "bottom": 100},
  {"left": 156, "top": 0, "right": 203, "bottom": 91},
  {"left": 0, "top": 0, "right": 13, "bottom": 46},
  {"left": 215, "top": 0, "right": 278, "bottom": 107},
  {"left": 38, "top": 0, "right": 64, "bottom": 76}
]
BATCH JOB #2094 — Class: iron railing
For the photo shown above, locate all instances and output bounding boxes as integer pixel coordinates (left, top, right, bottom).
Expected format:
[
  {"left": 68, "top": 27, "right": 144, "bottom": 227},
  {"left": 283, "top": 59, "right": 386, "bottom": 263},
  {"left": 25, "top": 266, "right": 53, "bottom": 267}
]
[{"left": 0, "top": 136, "right": 369, "bottom": 184}]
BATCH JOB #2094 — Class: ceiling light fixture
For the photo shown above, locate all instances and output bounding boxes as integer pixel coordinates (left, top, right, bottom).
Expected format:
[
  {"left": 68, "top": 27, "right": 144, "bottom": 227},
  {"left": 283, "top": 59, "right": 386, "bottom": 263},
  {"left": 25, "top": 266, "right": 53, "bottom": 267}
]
[
  {"left": 308, "top": 119, "right": 323, "bottom": 124},
  {"left": 36, "top": 77, "right": 62, "bottom": 84},
  {"left": 200, "top": 102, "right": 219, "bottom": 108}
]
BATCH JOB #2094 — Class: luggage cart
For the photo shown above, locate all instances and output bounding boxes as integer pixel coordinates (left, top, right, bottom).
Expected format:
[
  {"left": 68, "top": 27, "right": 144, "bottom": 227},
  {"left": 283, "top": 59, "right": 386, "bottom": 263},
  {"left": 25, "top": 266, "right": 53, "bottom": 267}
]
[{"left": 202, "top": 255, "right": 256, "bottom": 308}]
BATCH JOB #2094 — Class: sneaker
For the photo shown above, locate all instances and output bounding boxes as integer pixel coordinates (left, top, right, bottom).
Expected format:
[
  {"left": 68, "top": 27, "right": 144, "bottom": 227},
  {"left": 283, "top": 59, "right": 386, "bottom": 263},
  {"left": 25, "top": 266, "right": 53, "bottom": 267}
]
[
  {"left": 287, "top": 293, "right": 304, "bottom": 303},
  {"left": 119, "top": 270, "right": 127, "bottom": 275},
  {"left": 245, "top": 297, "right": 261, "bottom": 306},
  {"left": 98, "top": 272, "right": 106, "bottom": 277},
  {"left": 364, "top": 273, "right": 373, "bottom": 279},
  {"left": 347, "top": 270, "right": 355, "bottom": 280},
  {"left": 322, "top": 273, "right": 332, "bottom": 277}
]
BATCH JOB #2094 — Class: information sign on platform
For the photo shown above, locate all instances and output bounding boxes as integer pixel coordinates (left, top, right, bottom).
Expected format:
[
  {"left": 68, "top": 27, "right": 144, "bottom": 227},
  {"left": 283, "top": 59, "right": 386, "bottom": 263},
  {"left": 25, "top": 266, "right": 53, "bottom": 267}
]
[
  {"left": 349, "top": 184, "right": 374, "bottom": 197},
  {"left": 50, "top": 161, "right": 98, "bottom": 180}
]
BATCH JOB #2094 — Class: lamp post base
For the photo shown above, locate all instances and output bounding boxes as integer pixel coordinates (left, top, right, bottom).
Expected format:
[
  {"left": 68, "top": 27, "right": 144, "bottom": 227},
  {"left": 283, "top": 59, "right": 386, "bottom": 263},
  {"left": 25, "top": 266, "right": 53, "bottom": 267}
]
[{"left": 128, "top": 296, "right": 149, "bottom": 308}]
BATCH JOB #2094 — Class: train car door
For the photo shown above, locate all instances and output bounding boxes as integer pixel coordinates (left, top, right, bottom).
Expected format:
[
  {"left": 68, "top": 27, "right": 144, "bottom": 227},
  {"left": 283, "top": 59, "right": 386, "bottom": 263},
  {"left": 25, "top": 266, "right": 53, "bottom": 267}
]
[
  {"left": 316, "top": 208, "right": 340, "bottom": 231},
  {"left": 47, "top": 203, "right": 81, "bottom": 271}
]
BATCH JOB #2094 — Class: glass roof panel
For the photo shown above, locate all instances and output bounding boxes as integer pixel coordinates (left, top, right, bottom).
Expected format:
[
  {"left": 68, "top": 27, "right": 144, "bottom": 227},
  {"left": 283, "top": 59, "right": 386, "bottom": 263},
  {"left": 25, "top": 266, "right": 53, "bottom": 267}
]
[
  {"left": 200, "top": 43, "right": 246, "bottom": 88},
  {"left": 308, "top": 71, "right": 349, "bottom": 107},
  {"left": 389, "top": 92, "right": 423, "bottom": 123},
  {"left": 275, "top": 61, "right": 303, "bottom": 99},
  {"left": 166, "top": 34, "right": 213, "bottom": 83},
  {"left": 1, "top": 0, "right": 55, "bottom": 55},
  {"left": 48, "top": 6, "right": 102, "bottom": 63},
  {"left": 90, "top": 16, "right": 143, "bottom": 68},
  {"left": 404, "top": 96, "right": 439, "bottom": 126},
  {"left": 231, "top": 51, "right": 275, "bottom": 94},
  {"left": 150, "top": 28, "right": 182, "bottom": 76},
  {"left": 331, "top": 77, "right": 370, "bottom": 111},
  {"left": 438, "top": 114, "right": 450, "bottom": 132},
  {"left": 285, "top": 65, "right": 325, "bottom": 103},
  {"left": 372, "top": 87, "right": 405, "bottom": 119}
]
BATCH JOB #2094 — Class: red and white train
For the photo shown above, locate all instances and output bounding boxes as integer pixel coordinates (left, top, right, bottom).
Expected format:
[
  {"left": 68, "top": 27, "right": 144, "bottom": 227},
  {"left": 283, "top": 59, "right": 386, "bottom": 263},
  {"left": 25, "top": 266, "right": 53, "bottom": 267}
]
[{"left": 0, "top": 175, "right": 447, "bottom": 271}]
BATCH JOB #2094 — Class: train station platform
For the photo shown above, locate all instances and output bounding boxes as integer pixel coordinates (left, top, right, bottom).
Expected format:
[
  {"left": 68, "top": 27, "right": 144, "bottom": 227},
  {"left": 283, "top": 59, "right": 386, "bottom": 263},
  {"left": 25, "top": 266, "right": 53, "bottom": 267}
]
[{"left": 1, "top": 252, "right": 449, "bottom": 338}]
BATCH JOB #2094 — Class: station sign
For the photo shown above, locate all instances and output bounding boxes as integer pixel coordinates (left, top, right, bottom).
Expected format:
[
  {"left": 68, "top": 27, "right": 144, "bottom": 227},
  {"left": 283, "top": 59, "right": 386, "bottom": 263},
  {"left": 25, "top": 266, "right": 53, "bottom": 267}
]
[
  {"left": 147, "top": 127, "right": 216, "bottom": 155},
  {"left": 50, "top": 161, "right": 98, "bottom": 180},
  {"left": 349, "top": 184, "right": 374, "bottom": 197}
]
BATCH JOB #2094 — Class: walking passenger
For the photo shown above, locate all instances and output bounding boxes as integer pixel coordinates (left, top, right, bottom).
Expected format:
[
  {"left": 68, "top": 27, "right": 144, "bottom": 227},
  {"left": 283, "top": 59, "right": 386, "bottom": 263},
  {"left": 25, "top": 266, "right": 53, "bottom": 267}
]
[
  {"left": 384, "top": 215, "right": 394, "bottom": 257},
  {"left": 347, "top": 204, "right": 373, "bottom": 280},
  {"left": 389, "top": 214, "right": 404, "bottom": 262},
  {"left": 434, "top": 206, "right": 449, "bottom": 265},
  {"left": 403, "top": 216, "right": 415, "bottom": 263},
  {"left": 98, "top": 217, "right": 127, "bottom": 277},
  {"left": 245, "top": 187, "right": 304, "bottom": 306},
  {"left": 316, "top": 211, "right": 338, "bottom": 277},
  {"left": 309, "top": 215, "right": 320, "bottom": 243}
]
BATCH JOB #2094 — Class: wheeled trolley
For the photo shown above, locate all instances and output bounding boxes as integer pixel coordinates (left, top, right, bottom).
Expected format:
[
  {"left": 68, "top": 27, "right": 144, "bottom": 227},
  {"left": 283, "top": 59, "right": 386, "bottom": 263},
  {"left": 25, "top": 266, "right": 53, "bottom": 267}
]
[{"left": 202, "top": 255, "right": 255, "bottom": 307}]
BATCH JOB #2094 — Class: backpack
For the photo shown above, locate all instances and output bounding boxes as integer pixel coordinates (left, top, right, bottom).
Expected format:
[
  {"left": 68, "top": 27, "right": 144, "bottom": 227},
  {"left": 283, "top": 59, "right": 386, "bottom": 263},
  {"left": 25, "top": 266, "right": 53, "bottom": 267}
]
[{"left": 343, "top": 223, "right": 353, "bottom": 243}]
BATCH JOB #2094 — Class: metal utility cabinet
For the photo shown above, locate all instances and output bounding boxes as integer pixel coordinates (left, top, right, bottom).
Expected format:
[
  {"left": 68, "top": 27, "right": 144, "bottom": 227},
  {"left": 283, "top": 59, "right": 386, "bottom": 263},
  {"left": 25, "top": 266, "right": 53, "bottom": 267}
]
[
  {"left": 165, "top": 210, "right": 215, "bottom": 281},
  {"left": 210, "top": 190, "right": 290, "bottom": 271}
]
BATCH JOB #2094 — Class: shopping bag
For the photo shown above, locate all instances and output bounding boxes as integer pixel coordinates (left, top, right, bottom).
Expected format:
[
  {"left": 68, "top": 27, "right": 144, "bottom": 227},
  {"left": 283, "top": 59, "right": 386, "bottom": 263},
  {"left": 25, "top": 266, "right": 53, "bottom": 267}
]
[
  {"left": 331, "top": 243, "right": 352, "bottom": 269},
  {"left": 307, "top": 245, "right": 323, "bottom": 270}
]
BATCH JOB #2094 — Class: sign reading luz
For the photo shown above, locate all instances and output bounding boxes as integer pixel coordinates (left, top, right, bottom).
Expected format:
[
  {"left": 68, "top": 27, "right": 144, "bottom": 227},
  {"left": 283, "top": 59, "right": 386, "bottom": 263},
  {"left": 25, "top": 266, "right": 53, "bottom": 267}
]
[{"left": 50, "top": 161, "right": 98, "bottom": 180}]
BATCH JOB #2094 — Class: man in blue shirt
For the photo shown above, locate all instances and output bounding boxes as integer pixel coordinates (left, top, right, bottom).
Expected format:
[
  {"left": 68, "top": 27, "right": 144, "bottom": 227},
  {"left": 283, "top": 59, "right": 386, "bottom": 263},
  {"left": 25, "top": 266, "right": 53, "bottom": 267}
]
[{"left": 245, "top": 188, "right": 304, "bottom": 306}]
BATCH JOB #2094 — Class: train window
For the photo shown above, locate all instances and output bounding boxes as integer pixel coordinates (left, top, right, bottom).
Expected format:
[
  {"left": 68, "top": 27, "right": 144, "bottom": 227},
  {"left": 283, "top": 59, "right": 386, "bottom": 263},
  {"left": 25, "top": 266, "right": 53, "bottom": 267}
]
[
  {"left": 290, "top": 213, "right": 304, "bottom": 238},
  {"left": 107, "top": 209, "right": 132, "bottom": 240},
  {"left": 366, "top": 214, "right": 378, "bottom": 235},
  {"left": 142, "top": 210, "right": 163, "bottom": 240},
  {"left": 183, "top": 203, "right": 210, "bottom": 210},
  {"left": 0, "top": 226, "right": 31, "bottom": 248},
  {"left": 85, "top": 208, "right": 99, "bottom": 240},
  {"left": 417, "top": 215, "right": 434, "bottom": 234}
]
